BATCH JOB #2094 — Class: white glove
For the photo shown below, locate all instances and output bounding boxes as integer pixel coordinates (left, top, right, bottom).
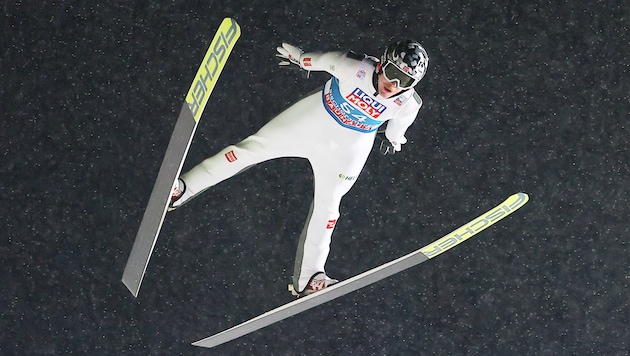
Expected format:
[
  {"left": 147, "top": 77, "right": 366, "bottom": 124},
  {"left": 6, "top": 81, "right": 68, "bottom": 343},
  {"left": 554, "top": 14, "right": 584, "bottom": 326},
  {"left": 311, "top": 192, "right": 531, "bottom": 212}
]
[
  {"left": 276, "top": 43, "right": 304, "bottom": 68},
  {"left": 379, "top": 136, "right": 407, "bottom": 155},
  {"left": 391, "top": 136, "right": 407, "bottom": 152}
]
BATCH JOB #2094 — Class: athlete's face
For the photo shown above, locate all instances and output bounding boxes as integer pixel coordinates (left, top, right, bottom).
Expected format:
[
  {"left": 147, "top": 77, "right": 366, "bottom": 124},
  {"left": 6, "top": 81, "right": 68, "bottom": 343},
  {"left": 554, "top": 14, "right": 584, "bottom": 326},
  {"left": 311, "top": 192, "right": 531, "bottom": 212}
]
[{"left": 377, "top": 73, "right": 404, "bottom": 98}]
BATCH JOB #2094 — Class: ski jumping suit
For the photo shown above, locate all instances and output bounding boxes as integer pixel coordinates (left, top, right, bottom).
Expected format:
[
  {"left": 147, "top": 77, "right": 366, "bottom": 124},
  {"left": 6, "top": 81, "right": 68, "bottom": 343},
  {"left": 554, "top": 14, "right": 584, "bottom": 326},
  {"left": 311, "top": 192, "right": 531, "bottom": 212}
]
[{"left": 177, "top": 50, "right": 422, "bottom": 292}]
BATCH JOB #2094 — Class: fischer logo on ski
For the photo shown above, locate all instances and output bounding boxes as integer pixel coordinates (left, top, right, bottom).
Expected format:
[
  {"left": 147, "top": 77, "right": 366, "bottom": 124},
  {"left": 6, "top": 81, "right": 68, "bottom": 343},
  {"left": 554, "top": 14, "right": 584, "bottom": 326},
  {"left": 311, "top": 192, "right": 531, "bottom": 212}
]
[
  {"left": 421, "top": 192, "right": 528, "bottom": 258},
  {"left": 186, "top": 18, "right": 240, "bottom": 122}
]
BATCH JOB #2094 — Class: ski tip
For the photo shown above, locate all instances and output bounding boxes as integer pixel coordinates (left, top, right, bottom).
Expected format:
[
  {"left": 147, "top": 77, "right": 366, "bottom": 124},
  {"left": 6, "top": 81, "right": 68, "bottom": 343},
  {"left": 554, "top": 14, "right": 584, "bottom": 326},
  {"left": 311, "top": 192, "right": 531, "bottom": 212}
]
[
  {"left": 512, "top": 192, "right": 530, "bottom": 205},
  {"left": 503, "top": 192, "right": 530, "bottom": 211},
  {"left": 515, "top": 192, "right": 529, "bottom": 199}
]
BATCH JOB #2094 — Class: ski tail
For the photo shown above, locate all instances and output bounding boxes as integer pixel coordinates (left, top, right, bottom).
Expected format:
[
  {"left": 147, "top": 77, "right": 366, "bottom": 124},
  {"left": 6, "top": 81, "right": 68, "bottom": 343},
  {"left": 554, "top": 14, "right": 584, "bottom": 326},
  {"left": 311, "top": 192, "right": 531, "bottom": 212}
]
[
  {"left": 121, "top": 18, "right": 241, "bottom": 297},
  {"left": 191, "top": 193, "right": 529, "bottom": 348}
]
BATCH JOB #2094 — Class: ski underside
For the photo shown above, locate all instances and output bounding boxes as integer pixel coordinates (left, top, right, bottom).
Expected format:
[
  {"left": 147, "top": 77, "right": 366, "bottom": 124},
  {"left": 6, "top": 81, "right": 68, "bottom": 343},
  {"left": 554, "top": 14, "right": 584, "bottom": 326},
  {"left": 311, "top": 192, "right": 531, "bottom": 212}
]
[
  {"left": 192, "top": 192, "right": 529, "bottom": 348},
  {"left": 121, "top": 18, "right": 241, "bottom": 297}
]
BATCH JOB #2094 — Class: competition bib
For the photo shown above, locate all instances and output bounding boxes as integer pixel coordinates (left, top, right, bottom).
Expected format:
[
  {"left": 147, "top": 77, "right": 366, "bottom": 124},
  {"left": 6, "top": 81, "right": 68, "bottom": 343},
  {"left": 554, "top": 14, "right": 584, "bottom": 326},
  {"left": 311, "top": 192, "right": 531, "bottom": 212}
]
[{"left": 322, "top": 77, "right": 387, "bottom": 133}]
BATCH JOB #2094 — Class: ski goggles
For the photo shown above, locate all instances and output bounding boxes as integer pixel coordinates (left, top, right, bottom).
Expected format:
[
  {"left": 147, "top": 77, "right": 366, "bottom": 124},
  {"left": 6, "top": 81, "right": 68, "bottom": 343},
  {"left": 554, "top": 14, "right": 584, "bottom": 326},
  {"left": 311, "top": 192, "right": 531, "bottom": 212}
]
[{"left": 382, "top": 61, "right": 417, "bottom": 89}]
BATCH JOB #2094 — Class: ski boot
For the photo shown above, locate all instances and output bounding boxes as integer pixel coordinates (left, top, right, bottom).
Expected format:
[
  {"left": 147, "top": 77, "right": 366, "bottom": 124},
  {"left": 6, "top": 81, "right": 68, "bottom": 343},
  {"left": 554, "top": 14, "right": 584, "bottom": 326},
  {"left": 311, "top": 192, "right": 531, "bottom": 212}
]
[
  {"left": 168, "top": 178, "right": 186, "bottom": 211},
  {"left": 288, "top": 272, "right": 339, "bottom": 297}
]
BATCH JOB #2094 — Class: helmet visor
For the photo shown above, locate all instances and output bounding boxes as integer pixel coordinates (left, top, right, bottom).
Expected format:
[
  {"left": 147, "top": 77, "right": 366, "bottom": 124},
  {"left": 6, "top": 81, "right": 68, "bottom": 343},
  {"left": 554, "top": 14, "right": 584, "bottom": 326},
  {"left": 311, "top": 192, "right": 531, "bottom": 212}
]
[{"left": 382, "top": 61, "right": 416, "bottom": 89}]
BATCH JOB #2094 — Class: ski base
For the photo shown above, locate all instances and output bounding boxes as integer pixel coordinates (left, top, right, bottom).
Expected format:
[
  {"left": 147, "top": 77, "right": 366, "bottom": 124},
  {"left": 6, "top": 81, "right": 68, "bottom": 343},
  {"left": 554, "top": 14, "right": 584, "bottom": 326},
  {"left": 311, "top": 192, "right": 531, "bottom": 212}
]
[
  {"left": 122, "top": 104, "right": 198, "bottom": 297},
  {"left": 121, "top": 18, "right": 241, "bottom": 297},
  {"left": 192, "top": 193, "right": 529, "bottom": 348}
]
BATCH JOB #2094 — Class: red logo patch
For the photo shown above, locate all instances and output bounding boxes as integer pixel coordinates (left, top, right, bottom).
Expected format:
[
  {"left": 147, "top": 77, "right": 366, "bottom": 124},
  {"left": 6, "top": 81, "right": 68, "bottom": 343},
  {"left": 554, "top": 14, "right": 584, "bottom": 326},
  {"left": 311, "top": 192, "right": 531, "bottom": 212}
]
[
  {"left": 303, "top": 57, "right": 312, "bottom": 67},
  {"left": 225, "top": 150, "right": 238, "bottom": 162},
  {"left": 326, "top": 219, "right": 337, "bottom": 229}
]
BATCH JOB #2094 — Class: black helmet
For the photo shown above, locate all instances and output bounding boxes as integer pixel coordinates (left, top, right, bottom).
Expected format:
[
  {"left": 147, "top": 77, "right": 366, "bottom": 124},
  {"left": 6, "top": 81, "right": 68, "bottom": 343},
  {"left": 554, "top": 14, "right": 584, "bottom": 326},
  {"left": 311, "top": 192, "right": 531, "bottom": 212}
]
[{"left": 380, "top": 40, "right": 428, "bottom": 88}]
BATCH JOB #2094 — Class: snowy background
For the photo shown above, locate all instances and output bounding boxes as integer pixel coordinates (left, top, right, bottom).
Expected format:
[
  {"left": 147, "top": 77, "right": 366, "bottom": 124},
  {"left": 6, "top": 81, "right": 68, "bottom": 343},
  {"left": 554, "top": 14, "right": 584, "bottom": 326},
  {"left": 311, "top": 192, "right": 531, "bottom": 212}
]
[{"left": 2, "top": 1, "right": 629, "bottom": 354}]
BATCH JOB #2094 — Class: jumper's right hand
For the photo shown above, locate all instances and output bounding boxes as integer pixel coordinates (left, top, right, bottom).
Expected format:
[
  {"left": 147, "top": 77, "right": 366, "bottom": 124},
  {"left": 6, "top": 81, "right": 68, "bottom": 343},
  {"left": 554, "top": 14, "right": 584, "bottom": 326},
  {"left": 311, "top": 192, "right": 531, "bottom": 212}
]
[{"left": 276, "top": 43, "right": 304, "bottom": 69}]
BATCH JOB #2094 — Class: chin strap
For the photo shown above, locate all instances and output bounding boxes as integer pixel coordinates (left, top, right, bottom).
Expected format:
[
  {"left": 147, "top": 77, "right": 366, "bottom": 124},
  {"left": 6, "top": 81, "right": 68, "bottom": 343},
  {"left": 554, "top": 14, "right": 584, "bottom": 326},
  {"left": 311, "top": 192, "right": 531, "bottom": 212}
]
[{"left": 372, "top": 63, "right": 381, "bottom": 96}]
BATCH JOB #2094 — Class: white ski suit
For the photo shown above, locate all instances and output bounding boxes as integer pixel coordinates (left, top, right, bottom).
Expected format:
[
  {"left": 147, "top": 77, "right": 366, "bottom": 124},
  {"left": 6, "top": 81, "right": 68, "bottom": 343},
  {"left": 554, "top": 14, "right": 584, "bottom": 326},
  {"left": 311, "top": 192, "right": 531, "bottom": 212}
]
[{"left": 177, "top": 49, "right": 422, "bottom": 292}]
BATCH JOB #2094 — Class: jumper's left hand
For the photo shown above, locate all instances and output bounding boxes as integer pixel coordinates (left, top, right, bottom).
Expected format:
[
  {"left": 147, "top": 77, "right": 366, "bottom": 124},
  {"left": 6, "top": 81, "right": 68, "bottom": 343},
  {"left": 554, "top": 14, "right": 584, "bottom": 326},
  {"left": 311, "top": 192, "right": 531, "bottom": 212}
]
[{"left": 379, "top": 136, "right": 407, "bottom": 155}]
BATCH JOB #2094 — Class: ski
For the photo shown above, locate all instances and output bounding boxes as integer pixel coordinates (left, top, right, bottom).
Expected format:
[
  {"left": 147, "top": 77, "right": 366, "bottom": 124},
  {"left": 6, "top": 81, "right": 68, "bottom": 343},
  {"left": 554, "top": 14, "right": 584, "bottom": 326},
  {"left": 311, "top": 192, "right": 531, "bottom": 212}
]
[
  {"left": 192, "top": 193, "right": 529, "bottom": 348},
  {"left": 122, "top": 18, "right": 241, "bottom": 297}
]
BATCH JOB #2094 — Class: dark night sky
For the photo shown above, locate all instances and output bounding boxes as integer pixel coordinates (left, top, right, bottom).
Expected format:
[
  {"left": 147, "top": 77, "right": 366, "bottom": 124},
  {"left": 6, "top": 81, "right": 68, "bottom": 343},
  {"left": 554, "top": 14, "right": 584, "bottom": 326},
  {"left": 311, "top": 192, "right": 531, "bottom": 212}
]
[{"left": 2, "top": 1, "right": 629, "bottom": 354}]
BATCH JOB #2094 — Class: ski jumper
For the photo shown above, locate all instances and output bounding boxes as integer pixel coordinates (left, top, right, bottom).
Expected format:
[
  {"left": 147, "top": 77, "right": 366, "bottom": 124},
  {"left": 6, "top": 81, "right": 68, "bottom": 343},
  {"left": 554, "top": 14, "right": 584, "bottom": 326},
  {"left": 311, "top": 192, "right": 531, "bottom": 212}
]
[{"left": 177, "top": 50, "right": 422, "bottom": 292}]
